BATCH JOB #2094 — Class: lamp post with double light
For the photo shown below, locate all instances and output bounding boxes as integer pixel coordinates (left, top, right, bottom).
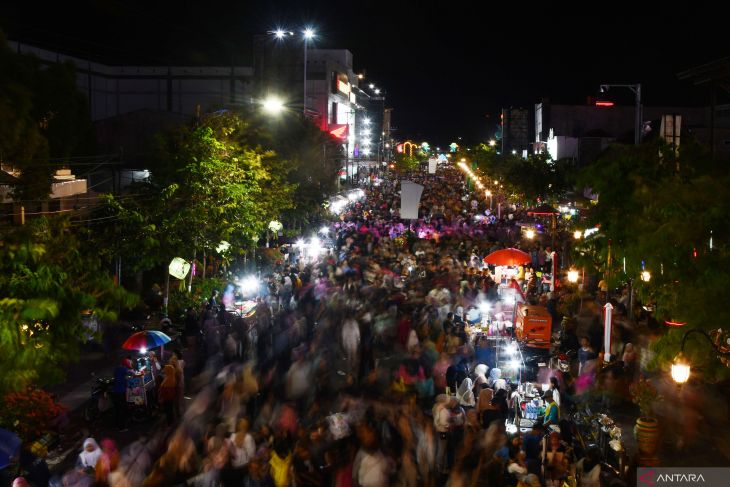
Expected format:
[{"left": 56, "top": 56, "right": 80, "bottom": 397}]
[{"left": 599, "top": 83, "right": 642, "bottom": 145}]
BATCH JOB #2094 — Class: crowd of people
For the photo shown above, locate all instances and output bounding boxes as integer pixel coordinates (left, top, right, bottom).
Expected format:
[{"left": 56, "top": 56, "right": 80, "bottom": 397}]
[{"left": 35, "top": 166, "right": 632, "bottom": 487}]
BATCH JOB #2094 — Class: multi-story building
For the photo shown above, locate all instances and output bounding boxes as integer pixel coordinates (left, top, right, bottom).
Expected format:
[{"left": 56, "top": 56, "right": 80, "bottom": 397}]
[{"left": 534, "top": 98, "right": 730, "bottom": 164}]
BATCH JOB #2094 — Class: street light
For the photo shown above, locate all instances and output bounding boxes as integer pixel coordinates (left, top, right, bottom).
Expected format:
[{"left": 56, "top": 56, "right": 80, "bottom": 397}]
[
  {"left": 599, "top": 83, "right": 642, "bottom": 145},
  {"left": 567, "top": 269, "right": 580, "bottom": 283},
  {"left": 671, "top": 328, "right": 730, "bottom": 384},
  {"left": 641, "top": 270, "right": 651, "bottom": 282},
  {"left": 302, "top": 27, "right": 316, "bottom": 115},
  {"left": 574, "top": 230, "right": 582, "bottom": 240},
  {"left": 262, "top": 96, "right": 285, "bottom": 115}
]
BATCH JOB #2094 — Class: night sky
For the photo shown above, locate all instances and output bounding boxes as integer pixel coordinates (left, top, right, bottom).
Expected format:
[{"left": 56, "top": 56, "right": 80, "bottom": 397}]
[{"left": 2, "top": 2, "right": 727, "bottom": 145}]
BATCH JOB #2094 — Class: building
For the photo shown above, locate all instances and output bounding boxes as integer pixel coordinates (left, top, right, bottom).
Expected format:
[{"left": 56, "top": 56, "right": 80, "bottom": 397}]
[
  {"left": 8, "top": 41, "right": 254, "bottom": 122},
  {"left": 534, "top": 99, "right": 730, "bottom": 164},
  {"left": 1, "top": 167, "right": 89, "bottom": 225},
  {"left": 501, "top": 107, "right": 531, "bottom": 157}
]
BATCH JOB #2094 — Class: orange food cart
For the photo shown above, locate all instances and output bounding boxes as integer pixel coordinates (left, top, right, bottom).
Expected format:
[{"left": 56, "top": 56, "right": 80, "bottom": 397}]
[{"left": 515, "top": 304, "right": 552, "bottom": 349}]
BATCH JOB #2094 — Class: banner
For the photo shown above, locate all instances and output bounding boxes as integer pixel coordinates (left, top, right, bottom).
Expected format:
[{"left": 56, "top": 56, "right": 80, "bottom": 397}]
[
  {"left": 428, "top": 157, "right": 438, "bottom": 174},
  {"left": 400, "top": 180, "right": 424, "bottom": 220}
]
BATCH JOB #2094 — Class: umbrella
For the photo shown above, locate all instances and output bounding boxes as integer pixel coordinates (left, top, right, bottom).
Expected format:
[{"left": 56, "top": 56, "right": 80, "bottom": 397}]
[
  {"left": 0, "top": 428, "right": 21, "bottom": 469},
  {"left": 483, "top": 248, "right": 531, "bottom": 266},
  {"left": 122, "top": 330, "right": 172, "bottom": 352}
]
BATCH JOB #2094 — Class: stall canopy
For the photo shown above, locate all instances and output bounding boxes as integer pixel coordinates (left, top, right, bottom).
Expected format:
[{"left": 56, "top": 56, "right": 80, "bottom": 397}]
[
  {"left": 483, "top": 248, "right": 531, "bottom": 266},
  {"left": 526, "top": 203, "right": 559, "bottom": 216},
  {"left": 0, "top": 428, "right": 21, "bottom": 469}
]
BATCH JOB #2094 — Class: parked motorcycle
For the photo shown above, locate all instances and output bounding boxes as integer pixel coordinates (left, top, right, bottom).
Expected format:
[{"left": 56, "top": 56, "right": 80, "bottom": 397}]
[{"left": 83, "top": 376, "right": 114, "bottom": 422}]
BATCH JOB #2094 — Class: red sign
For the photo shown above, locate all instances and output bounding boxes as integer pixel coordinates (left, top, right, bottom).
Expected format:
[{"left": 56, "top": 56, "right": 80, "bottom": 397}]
[{"left": 329, "top": 124, "right": 348, "bottom": 140}]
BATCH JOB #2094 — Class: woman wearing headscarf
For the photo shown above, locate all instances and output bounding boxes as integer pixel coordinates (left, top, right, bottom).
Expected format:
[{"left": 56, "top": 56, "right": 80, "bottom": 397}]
[
  {"left": 473, "top": 364, "right": 489, "bottom": 389},
  {"left": 456, "top": 377, "right": 475, "bottom": 408},
  {"left": 76, "top": 438, "right": 103, "bottom": 473},
  {"left": 477, "top": 387, "right": 500, "bottom": 428},
  {"left": 158, "top": 364, "right": 178, "bottom": 426}
]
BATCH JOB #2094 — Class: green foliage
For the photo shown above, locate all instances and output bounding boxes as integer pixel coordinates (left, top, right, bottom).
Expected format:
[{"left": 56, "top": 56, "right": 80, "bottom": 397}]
[
  {"left": 393, "top": 152, "right": 420, "bottom": 173},
  {"left": 470, "top": 143, "right": 575, "bottom": 205},
  {"left": 0, "top": 33, "right": 92, "bottom": 200},
  {"left": 0, "top": 217, "right": 138, "bottom": 395},
  {"left": 578, "top": 139, "right": 730, "bottom": 381},
  {"left": 629, "top": 375, "right": 662, "bottom": 417}
]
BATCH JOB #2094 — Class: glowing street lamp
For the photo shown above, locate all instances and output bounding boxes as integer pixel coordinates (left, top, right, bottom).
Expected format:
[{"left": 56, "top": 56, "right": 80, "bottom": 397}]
[
  {"left": 671, "top": 352, "right": 691, "bottom": 384},
  {"left": 489, "top": 140, "right": 496, "bottom": 147},
  {"left": 671, "top": 328, "right": 730, "bottom": 384},
  {"left": 262, "top": 96, "right": 285, "bottom": 115},
  {"left": 567, "top": 269, "right": 580, "bottom": 283},
  {"left": 641, "top": 270, "right": 651, "bottom": 282},
  {"left": 525, "top": 229, "right": 535, "bottom": 240},
  {"left": 574, "top": 230, "right": 582, "bottom": 240}
]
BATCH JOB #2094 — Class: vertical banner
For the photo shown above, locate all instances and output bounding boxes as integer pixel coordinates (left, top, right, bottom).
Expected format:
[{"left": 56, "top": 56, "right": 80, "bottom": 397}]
[
  {"left": 400, "top": 180, "right": 424, "bottom": 220},
  {"left": 428, "top": 157, "right": 438, "bottom": 174},
  {"left": 550, "top": 251, "right": 557, "bottom": 291},
  {"left": 603, "top": 302, "right": 614, "bottom": 362}
]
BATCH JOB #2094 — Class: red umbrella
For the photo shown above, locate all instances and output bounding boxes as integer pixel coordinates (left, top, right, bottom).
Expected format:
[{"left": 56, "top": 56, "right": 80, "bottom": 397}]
[{"left": 483, "top": 248, "right": 531, "bottom": 266}]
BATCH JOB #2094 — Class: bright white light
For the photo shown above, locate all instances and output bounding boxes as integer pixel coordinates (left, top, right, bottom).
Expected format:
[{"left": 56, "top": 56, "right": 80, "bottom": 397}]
[
  {"left": 347, "top": 192, "right": 359, "bottom": 201},
  {"left": 479, "top": 302, "right": 491, "bottom": 314},
  {"left": 506, "top": 423, "right": 518, "bottom": 434},
  {"left": 274, "top": 29, "right": 286, "bottom": 39},
  {"left": 363, "top": 149, "right": 371, "bottom": 156},
  {"left": 509, "top": 359, "right": 521, "bottom": 369},
  {"left": 295, "top": 239, "right": 306, "bottom": 249},
  {"left": 303, "top": 28, "right": 315, "bottom": 39},
  {"left": 374, "top": 88, "right": 381, "bottom": 95},
  {"left": 369, "top": 83, "right": 375, "bottom": 89},
  {"left": 330, "top": 200, "right": 345, "bottom": 214},
  {"left": 362, "top": 129, "right": 371, "bottom": 137},
  {"left": 309, "top": 236, "right": 321, "bottom": 248},
  {"left": 140, "top": 347, "right": 147, "bottom": 355},
  {"left": 505, "top": 341, "right": 518, "bottom": 356},
  {"left": 541, "top": 383, "right": 550, "bottom": 392},
  {"left": 363, "top": 118, "right": 371, "bottom": 125},
  {"left": 574, "top": 230, "right": 582, "bottom": 239},
  {"left": 504, "top": 296, "right": 516, "bottom": 306},
  {"left": 262, "top": 96, "right": 285, "bottom": 114},
  {"left": 319, "top": 226, "right": 329, "bottom": 235},
  {"left": 672, "top": 354, "right": 691, "bottom": 384},
  {"left": 641, "top": 270, "right": 651, "bottom": 282},
  {"left": 511, "top": 150, "right": 517, "bottom": 155},
  {"left": 525, "top": 229, "right": 535, "bottom": 240},
  {"left": 240, "top": 275, "right": 260, "bottom": 295},
  {"left": 567, "top": 269, "right": 580, "bottom": 283},
  {"left": 584, "top": 227, "right": 599, "bottom": 237},
  {"left": 489, "top": 140, "right": 496, "bottom": 147},
  {"left": 385, "top": 143, "right": 390, "bottom": 148}
]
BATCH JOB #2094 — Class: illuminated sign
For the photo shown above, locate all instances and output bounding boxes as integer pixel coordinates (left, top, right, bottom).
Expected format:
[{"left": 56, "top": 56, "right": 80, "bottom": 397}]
[
  {"left": 349, "top": 92, "right": 356, "bottom": 104},
  {"left": 337, "top": 79, "right": 351, "bottom": 95},
  {"left": 329, "top": 124, "right": 348, "bottom": 140}
]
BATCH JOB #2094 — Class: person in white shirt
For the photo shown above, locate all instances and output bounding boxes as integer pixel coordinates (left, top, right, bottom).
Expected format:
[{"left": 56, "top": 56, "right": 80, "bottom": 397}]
[
  {"left": 228, "top": 418, "right": 256, "bottom": 476},
  {"left": 549, "top": 377, "right": 561, "bottom": 407}
]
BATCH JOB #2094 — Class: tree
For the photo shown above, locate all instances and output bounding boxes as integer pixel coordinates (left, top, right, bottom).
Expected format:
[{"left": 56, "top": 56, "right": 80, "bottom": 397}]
[
  {"left": 0, "top": 33, "right": 92, "bottom": 201},
  {"left": 578, "top": 139, "right": 730, "bottom": 381},
  {"left": 0, "top": 217, "right": 137, "bottom": 395}
]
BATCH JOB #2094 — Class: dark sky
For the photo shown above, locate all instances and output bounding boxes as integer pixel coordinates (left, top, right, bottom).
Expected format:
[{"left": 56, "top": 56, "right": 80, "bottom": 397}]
[{"left": 2, "top": 2, "right": 727, "bottom": 145}]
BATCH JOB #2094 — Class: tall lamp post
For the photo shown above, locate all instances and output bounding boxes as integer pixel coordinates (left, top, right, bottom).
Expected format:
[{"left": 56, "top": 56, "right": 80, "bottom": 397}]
[
  {"left": 302, "top": 28, "right": 315, "bottom": 116},
  {"left": 599, "top": 83, "right": 642, "bottom": 145}
]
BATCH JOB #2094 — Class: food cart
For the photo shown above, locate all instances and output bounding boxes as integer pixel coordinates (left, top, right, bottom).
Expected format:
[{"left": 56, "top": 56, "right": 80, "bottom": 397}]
[
  {"left": 126, "top": 364, "right": 155, "bottom": 407},
  {"left": 515, "top": 304, "right": 552, "bottom": 349}
]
